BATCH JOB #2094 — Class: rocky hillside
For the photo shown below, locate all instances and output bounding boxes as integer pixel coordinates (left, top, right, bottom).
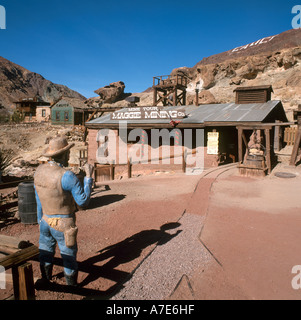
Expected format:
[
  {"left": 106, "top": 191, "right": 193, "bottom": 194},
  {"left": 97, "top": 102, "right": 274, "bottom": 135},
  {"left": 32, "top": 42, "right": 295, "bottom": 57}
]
[
  {"left": 171, "top": 28, "right": 301, "bottom": 121},
  {"left": 0, "top": 56, "right": 86, "bottom": 114},
  {"left": 120, "top": 28, "right": 301, "bottom": 121}
]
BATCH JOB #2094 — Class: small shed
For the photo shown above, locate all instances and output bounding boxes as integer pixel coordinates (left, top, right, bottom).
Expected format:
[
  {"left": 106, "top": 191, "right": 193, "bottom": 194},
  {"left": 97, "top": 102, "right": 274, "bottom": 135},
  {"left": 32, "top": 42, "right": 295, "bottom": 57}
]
[
  {"left": 51, "top": 97, "right": 95, "bottom": 126},
  {"left": 234, "top": 85, "right": 273, "bottom": 104}
]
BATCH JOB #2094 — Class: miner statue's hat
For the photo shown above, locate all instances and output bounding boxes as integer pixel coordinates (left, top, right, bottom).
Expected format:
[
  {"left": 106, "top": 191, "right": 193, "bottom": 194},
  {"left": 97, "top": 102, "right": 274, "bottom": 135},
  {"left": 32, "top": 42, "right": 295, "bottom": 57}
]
[{"left": 43, "top": 136, "right": 74, "bottom": 158}]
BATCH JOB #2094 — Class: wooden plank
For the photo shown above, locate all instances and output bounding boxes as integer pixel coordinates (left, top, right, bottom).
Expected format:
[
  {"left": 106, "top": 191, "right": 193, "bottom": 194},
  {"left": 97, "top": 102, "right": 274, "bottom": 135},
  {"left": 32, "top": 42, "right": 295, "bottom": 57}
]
[
  {"left": 0, "top": 245, "right": 39, "bottom": 270},
  {"left": 0, "top": 180, "right": 28, "bottom": 189},
  {"left": 0, "top": 245, "right": 20, "bottom": 255},
  {"left": 182, "top": 149, "right": 187, "bottom": 173},
  {"left": 0, "top": 235, "right": 31, "bottom": 249},
  {"left": 274, "top": 121, "right": 280, "bottom": 151},
  {"left": 12, "top": 266, "right": 19, "bottom": 299},
  {"left": 290, "top": 129, "right": 301, "bottom": 166},
  {"left": 265, "top": 128, "right": 271, "bottom": 174},
  {"left": 18, "top": 263, "right": 35, "bottom": 300},
  {"left": 0, "top": 253, "right": 7, "bottom": 259},
  {"left": 173, "top": 88, "right": 177, "bottom": 106},
  {"left": 237, "top": 127, "right": 243, "bottom": 163},
  {"left": 0, "top": 200, "right": 18, "bottom": 212},
  {"left": 110, "top": 164, "right": 115, "bottom": 181},
  {"left": 241, "top": 131, "right": 248, "bottom": 147},
  {"left": 128, "top": 159, "right": 132, "bottom": 179}
]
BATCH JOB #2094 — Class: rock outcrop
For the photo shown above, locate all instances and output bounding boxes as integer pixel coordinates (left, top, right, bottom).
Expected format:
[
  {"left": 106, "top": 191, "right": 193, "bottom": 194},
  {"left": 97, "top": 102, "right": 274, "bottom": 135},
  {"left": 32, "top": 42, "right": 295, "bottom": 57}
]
[{"left": 85, "top": 81, "right": 130, "bottom": 108}]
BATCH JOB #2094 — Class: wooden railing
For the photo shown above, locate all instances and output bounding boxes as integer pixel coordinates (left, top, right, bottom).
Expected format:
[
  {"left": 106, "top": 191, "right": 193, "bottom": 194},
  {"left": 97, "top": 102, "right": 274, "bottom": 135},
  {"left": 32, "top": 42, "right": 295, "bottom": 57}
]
[{"left": 153, "top": 74, "right": 190, "bottom": 87}]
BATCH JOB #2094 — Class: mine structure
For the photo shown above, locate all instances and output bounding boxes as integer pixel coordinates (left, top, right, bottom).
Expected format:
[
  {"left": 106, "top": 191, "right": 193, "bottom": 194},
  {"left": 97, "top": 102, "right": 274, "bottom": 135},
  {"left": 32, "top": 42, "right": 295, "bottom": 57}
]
[{"left": 152, "top": 73, "right": 190, "bottom": 107}]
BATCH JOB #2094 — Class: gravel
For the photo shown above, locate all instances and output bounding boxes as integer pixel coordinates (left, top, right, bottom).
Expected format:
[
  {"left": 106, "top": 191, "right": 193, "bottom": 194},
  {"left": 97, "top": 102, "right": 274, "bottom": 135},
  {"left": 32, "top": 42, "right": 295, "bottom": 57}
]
[{"left": 111, "top": 212, "right": 212, "bottom": 300}]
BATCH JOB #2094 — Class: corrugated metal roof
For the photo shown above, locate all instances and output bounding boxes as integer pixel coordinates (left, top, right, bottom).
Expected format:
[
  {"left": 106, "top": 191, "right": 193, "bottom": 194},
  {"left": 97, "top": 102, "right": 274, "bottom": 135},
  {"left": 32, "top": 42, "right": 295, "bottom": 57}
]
[{"left": 87, "top": 100, "right": 282, "bottom": 126}]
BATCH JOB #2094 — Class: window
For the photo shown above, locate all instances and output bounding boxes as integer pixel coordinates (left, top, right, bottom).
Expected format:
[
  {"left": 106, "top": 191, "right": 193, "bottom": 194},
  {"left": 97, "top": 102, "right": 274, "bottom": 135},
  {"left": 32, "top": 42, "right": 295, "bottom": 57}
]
[
  {"left": 56, "top": 111, "right": 60, "bottom": 121},
  {"left": 64, "top": 111, "right": 69, "bottom": 121},
  {"left": 42, "top": 109, "right": 46, "bottom": 117}
]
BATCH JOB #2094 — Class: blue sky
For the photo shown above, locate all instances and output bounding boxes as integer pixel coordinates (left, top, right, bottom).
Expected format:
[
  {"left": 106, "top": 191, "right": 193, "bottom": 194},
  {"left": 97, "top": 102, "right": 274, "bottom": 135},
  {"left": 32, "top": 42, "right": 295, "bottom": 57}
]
[{"left": 0, "top": 0, "right": 298, "bottom": 98}]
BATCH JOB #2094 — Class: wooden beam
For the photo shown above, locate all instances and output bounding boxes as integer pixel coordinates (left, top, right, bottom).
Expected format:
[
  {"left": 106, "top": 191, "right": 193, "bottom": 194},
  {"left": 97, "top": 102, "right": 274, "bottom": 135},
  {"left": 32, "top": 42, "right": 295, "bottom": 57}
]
[
  {"left": 127, "top": 159, "right": 132, "bottom": 179},
  {"left": 86, "top": 110, "right": 98, "bottom": 123},
  {"left": 110, "top": 163, "right": 115, "bottom": 181},
  {"left": 0, "top": 245, "right": 39, "bottom": 270},
  {"left": 238, "top": 127, "right": 243, "bottom": 163},
  {"left": 182, "top": 90, "right": 186, "bottom": 106},
  {"left": 182, "top": 149, "right": 187, "bottom": 173},
  {"left": 264, "top": 128, "right": 271, "bottom": 174},
  {"left": 0, "top": 235, "right": 31, "bottom": 250},
  {"left": 173, "top": 88, "right": 177, "bottom": 106},
  {"left": 18, "top": 263, "right": 35, "bottom": 300},
  {"left": 0, "top": 245, "right": 20, "bottom": 255},
  {"left": 241, "top": 131, "right": 248, "bottom": 147},
  {"left": 156, "top": 89, "right": 176, "bottom": 106},
  {"left": 290, "top": 129, "right": 301, "bottom": 166},
  {"left": 274, "top": 120, "right": 281, "bottom": 152}
]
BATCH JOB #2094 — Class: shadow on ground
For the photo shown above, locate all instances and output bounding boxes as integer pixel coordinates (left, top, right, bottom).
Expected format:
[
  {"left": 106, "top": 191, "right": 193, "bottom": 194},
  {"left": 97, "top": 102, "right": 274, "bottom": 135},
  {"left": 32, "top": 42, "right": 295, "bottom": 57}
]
[{"left": 35, "top": 222, "right": 182, "bottom": 299}]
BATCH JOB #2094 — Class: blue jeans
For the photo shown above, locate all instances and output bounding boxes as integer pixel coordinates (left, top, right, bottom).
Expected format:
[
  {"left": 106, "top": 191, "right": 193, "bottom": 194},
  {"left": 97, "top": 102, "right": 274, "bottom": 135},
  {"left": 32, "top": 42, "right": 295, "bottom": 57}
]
[{"left": 39, "top": 216, "right": 78, "bottom": 276}]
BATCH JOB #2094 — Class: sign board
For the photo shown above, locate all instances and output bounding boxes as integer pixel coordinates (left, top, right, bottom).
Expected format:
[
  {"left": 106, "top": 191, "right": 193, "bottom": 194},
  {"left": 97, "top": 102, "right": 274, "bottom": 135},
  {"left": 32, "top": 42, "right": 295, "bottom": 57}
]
[
  {"left": 111, "top": 106, "right": 186, "bottom": 121},
  {"left": 207, "top": 132, "right": 219, "bottom": 155}
]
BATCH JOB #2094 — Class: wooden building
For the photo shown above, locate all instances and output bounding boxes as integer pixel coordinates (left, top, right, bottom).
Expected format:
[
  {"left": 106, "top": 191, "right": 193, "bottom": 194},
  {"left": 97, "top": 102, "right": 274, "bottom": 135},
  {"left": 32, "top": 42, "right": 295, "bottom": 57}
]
[
  {"left": 85, "top": 93, "right": 288, "bottom": 180},
  {"left": 15, "top": 96, "right": 50, "bottom": 122},
  {"left": 36, "top": 105, "right": 51, "bottom": 122},
  {"left": 51, "top": 97, "right": 97, "bottom": 126}
]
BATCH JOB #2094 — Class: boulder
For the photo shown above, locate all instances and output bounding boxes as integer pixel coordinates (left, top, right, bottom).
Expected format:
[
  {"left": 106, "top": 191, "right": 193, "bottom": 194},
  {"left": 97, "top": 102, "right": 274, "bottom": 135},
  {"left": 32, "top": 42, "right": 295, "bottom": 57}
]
[{"left": 94, "top": 81, "right": 126, "bottom": 104}]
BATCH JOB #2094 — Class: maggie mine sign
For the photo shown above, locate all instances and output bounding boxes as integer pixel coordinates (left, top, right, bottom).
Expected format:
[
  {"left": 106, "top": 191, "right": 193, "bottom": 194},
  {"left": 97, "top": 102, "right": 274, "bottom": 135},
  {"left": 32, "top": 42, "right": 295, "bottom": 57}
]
[{"left": 111, "top": 106, "right": 186, "bottom": 120}]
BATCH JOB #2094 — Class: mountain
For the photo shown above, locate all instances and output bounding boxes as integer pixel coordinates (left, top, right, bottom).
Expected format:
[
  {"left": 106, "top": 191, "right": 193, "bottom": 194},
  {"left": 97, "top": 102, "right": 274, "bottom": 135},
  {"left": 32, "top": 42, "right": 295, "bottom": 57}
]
[
  {"left": 0, "top": 56, "right": 86, "bottom": 113},
  {"left": 170, "top": 28, "right": 301, "bottom": 121}
]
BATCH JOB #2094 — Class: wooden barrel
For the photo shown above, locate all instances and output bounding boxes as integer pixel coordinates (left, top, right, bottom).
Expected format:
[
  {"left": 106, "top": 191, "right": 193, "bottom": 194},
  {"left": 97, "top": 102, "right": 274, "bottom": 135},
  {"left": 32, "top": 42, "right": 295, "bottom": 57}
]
[
  {"left": 244, "top": 154, "right": 265, "bottom": 168},
  {"left": 18, "top": 181, "right": 37, "bottom": 225}
]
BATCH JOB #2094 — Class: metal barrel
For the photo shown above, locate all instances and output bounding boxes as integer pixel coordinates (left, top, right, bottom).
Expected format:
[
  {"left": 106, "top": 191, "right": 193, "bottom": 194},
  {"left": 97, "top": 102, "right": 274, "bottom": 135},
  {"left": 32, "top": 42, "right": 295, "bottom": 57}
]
[{"left": 18, "top": 181, "right": 37, "bottom": 225}]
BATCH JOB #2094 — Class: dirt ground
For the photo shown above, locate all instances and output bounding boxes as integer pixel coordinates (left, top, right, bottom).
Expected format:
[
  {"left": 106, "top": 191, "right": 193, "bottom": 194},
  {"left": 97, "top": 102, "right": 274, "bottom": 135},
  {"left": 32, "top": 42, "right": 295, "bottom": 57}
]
[
  {"left": 0, "top": 123, "right": 86, "bottom": 178},
  {"left": 0, "top": 172, "right": 200, "bottom": 300},
  {"left": 1, "top": 162, "right": 301, "bottom": 300}
]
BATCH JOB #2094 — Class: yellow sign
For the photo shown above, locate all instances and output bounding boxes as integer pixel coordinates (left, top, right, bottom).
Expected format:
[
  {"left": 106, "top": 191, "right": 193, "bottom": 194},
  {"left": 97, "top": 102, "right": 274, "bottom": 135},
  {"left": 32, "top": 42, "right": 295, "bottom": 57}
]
[{"left": 207, "top": 132, "right": 219, "bottom": 155}]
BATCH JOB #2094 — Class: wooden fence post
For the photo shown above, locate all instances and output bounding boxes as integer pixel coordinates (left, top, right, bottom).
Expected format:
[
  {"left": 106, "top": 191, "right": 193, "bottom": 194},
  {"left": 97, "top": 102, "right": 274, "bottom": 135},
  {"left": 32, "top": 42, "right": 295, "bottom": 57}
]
[
  {"left": 128, "top": 158, "right": 132, "bottom": 179},
  {"left": 18, "top": 262, "right": 35, "bottom": 300},
  {"left": 182, "top": 149, "right": 187, "bottom": 173},
  {"left": 110, "top": 162, "right": 115, "bottom": 181}
]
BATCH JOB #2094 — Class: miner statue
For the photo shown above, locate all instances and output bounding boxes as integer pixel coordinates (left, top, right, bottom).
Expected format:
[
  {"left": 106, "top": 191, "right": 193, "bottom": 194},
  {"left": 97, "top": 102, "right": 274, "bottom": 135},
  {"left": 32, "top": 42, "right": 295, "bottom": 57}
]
[{"left": 34, "top": 136, "right": 94, "bottom": 287}]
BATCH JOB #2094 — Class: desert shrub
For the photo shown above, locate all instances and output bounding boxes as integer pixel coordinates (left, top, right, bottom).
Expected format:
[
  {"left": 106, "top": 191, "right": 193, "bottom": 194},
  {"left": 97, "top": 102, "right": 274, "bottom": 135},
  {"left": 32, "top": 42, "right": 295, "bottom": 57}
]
[
  {"left": 0, "top": 149, "right": 12, "bottom": 172},
  {"left": 10, "top": 110, "right": 25, "bottom": 123}
]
